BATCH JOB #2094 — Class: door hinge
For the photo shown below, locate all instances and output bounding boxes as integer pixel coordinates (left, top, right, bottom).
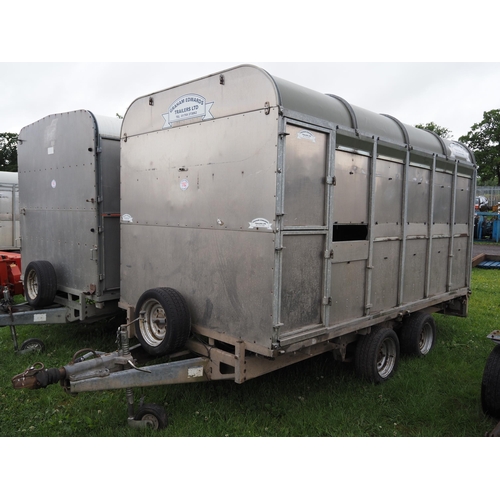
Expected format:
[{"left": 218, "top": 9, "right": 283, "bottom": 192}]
[
  {"left": 324, "top": 249, "right": 334, "bottom": 259},
  {"left": 322, "top": 297, "right": 332, "bottom": 306}
]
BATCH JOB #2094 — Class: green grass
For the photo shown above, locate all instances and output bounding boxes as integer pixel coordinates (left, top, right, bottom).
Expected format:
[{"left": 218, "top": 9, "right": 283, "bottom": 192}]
[{"left": 1, "top": 268, "right": 499, "bottom": 437}]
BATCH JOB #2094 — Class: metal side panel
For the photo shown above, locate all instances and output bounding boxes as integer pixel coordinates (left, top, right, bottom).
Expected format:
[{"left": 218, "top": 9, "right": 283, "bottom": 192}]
[
  {"left": 451, "top": 236, "right": 469, "bottom": 290},
  {"left": 370, "top": 240, "right": 400, "bottom": 313},
  {"left": 432, "top": 171, "right": 453, "bottom": 224},
  {"left": 428, "top": 237, "right": 449, "bottom": 296},
  {"left": 332, "top": 150, "right": 369, "bottom": 224},
  {"left": 120, "top": 109, "right": 279, "bottom": 349},
  {"left": 102, "top": 215, "right": 120, "bottom": 290},
  {"left": 407, "top": 166, "right": 430, "bottom": 224},
  {"left": 97, "top": 137, "right": 121, "bottom": 293},
  {"left": 18, "top": 110, "right": 106, "bottom": 296},
  {"left": 283, "top": 125, "right": 327, "bottom": 227},
  {"left": 402, "top": 238, "right": 427, "bottom": 304},
  {"left": 330, "top": 259, "right": 366, "bottom": 324},
  {"left": 21, "top": 209, "right": 99, "bottom": 293},
  {"left": 455, "top": 175, "right": 472, "bottom": 225},
  {"left": 99, "top": 137, "right": 120, "bottom": 214},
  {"left": 373, "top": 159, "right": 403, "bottom": 226},
  {"left": 279, "top": 234, "right": 325, "bottom": 334},
  {"left": 122, "top": 65, "right": 279, "bottom": 137},
  {"left": 120, "top": 225, "right": 276, "bottom": 348},
  {"left": 0, "top": 184, "right": 19, "bottom": 249},
  {"left": 120, "top": 109, "right": 279, "bottom": 231}
]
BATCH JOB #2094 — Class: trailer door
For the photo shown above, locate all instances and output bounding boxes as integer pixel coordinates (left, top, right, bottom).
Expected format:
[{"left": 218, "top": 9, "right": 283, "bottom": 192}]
[{"left": 279, "top": 124, "right": 329, "bottom": 335}]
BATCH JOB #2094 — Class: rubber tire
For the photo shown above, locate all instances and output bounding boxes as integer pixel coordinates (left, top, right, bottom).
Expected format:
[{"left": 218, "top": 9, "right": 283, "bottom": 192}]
[
  {"left": 400, "top": 312, "right": 436, "bottom": 357},
  {"left": 20, "top": 338, "right": 45, "bottom": 353},
  {"left": 24, "top": 260, "right": 57, "bottom": 308},
  {"left": 355, "top": 327, "right": 400, "bottom": 384},
  {"left": 134, "top": 404, "right": 168, "bottom": 430},
  {"left": 481, "top": 344, "right": 500, "bottom": 419},
  {"left": 135, "top": 287, "right": 191, "bottom": 357}
]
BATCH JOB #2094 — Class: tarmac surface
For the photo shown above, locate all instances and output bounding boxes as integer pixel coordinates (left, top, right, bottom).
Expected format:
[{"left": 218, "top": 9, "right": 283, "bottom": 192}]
[{"left": 473, "top": 242, "right": 500, "bottom": 258}]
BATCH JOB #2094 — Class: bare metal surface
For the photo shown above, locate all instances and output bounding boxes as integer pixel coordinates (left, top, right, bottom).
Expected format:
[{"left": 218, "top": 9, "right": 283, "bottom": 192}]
[
  {"left": 119, "top": 65, "right": 475, "bottom": 356},
  {"left": 18, "top": 110, "right": 121, "bottom": 310}
]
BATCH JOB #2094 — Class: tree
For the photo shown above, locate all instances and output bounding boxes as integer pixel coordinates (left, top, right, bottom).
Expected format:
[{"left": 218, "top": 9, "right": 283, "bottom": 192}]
[
  {"left": 0, "top": 132, "right": 18, "bottom": 172},
  {"left": 459, "top": 109, "right": 500, "bottom": 186},
  {"left": 415, "top": 122, "right": 453, "bottom": 139}
]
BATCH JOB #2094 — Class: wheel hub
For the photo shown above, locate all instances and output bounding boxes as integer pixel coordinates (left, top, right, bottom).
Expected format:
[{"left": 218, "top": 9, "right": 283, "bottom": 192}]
[
  {"left": 377, "top": 338, "right": 397, "bottom": 378},
  {"left": 141, "top": 299, "right": 167, "bottom": 346}
]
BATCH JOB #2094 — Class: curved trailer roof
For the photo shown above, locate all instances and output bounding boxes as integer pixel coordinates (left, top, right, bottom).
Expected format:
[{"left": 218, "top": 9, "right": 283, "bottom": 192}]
[
  {"left": 124, "top": 64, "right": 474, "bottom": 165},
  {"left": 270, "top": 70, "right": 474, "bottom": 163}
]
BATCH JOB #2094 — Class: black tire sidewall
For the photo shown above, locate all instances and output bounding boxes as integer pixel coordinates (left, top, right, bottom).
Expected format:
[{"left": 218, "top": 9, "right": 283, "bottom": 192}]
[
  {"left": 355, "top": 327, "right": 400, "bottom": 384},
  {"left": 24, "top": 260, "right": 57, "bottom": 308},
  {"left": 134, "top": 404, "right": 168, "bottom": 430},
  {"left": 135, "top": 287, "right": 190, "bottom": 357},
  {"left": 400, "top": 312, "right": 436, "bottom": 357},
  {"left": 20, "top": 338, "right": 45, "bottom": 352},
  {"left": 481, "top": 344, "right": 500, "bottom": 419}
]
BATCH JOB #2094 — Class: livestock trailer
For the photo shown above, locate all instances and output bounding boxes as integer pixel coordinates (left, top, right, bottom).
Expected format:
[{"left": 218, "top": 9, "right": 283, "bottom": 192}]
[
  {"left": 0, "top": 171, "right": 20, "bottom": 251},
  {"left": 1, "top": 110, "right": 122, "bottom": 352},
  {"left": 13, "top": 65, "right": 477, "bottom": 429}
]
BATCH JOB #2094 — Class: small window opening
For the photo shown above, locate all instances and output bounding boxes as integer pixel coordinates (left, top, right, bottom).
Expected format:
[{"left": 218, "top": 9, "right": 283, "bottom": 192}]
[{"left": 333, "top": 224, "right": 368, "bottom": 242}]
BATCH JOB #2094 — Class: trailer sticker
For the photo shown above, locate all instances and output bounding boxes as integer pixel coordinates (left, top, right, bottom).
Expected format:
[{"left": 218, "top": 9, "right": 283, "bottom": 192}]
[
  {"left": 188, "top": 366, "right": 204, "bottom": 378},
  {"left": 249, "top": 218, "right": 273, "bottom": 230},
  {"left": 297, "top": 130, "right": 316, "bottom": 142},
  {"left": 121, "top": 214, "right": 133, "bottom": 223},
  {"left": 51, "top": 180, "right": 56, "bottom": 188},
  {"left": 449, "top": 141, "right": 471, "bottom": 162},
  {"left": 47, "top": 147, "right": 54, "bottom": 155},
  {"left": 34, "top": 313, "right": 47, "bottom": 322},
  {"left": 180, "top": 178, "right": 189, "bottom": 191},
  {"left": 162, "top": 93, "right": 214, "bottom": 129}
]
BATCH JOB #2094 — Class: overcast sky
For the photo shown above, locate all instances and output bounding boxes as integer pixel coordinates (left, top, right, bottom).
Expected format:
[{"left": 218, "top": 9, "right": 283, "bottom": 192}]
[
  {"left": 2, "top": 2, "right": 499, "bottom": 144},
  {"left": 1, "top": 62, "right": 499, "bottom": 141}
]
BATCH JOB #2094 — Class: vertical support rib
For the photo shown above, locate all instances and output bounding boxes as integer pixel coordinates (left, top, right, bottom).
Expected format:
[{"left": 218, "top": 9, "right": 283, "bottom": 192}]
[
  {"left": 364, "top": 137, "right": 378, "bottom": 315},
  {"left": 424, "top": 155, "right": 437, "bottom": 298},
  {"left": 397, "top": 147, "right": 410, "bottom": 306},
  {"left": 447, "top": 160, "right": 458, "bottom": 291},
  {"left": 323, "top": 129, "right": 337, "bottom": 328},
  {"left": 465, "top": 165, "right": 477, "bottom": 288},
  {"left": 272, "top": 117, "right": 287, "bottom": 341}
]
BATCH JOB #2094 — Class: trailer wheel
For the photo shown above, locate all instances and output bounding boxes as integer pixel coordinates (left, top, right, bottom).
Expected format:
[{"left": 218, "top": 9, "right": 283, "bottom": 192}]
[
  {"left": 481, "top": 344, "right": 500, "bottom": 419},
  {"left": 20, "top": 338, "right": 45, "bottom": 353},
  {"left": 134, "top": 404, "right": 168, "bottom": 430},
  {"left": 355, "top": 327, "right": 400, "bottom": 384},
  {"left": 24, "top": 260, "right": 57, "bottom": 308},
  {"left": 400, "top": 312, "right": 436, "bottom": 357},
  {"left": 135, "top": 287, "right": 191, "bottom": 357}
]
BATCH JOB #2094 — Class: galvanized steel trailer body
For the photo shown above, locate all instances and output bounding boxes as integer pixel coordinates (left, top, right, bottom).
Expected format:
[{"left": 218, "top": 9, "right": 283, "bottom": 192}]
[
  {"left": 1, "top": 110, "right": 122, "bottom": 352},
  {"left": 0, "top": 171, "right": 20, "bottom": 251},
  {"left": 119, "top": 65, "right": 475, "bottom": 352},
  {"left": 13, "top": 66, "right": 477, "bottom": 427}
]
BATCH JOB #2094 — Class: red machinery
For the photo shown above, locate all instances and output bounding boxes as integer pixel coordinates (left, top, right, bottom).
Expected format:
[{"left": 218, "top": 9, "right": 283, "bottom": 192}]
[
  {"left": 0, "top": 251, "right": 23, "bottom": 297},
  {"left": 0, "top": 251, "right": 46, "bottom": 353}
]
